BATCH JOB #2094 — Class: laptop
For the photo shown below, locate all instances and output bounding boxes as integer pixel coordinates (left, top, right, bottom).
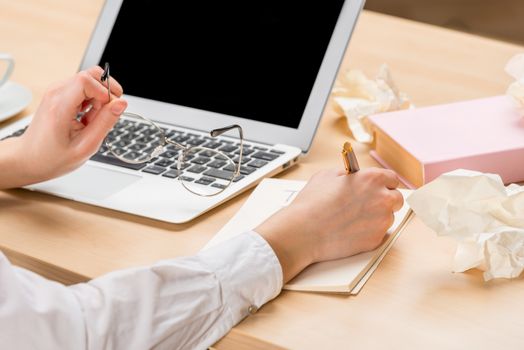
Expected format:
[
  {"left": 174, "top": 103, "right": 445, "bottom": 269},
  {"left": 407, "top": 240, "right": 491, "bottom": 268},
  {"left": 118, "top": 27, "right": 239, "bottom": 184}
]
[{"left": 0, "top": 0, "right": 364, "bottom": 223}]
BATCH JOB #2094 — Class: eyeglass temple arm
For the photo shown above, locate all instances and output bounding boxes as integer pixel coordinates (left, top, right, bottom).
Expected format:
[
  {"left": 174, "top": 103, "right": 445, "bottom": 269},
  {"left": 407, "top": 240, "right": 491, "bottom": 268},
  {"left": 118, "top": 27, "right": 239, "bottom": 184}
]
[
  {"left": 211, "top": 125, "right": 243, "bottom": 177},
  {"left": 210, "top": 125, "right": 243, "bottom": 139},
  {"left": 100, "top": 62, "right": 111, "bottom": 102}
]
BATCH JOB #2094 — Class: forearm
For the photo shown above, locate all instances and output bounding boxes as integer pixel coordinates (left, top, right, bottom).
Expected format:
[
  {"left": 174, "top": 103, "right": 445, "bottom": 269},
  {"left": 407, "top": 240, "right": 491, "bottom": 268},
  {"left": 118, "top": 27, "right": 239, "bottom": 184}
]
[
  {"left": 0, "top": 232, "right": 282, "bottom": 350},
  {"left": 257, "top": 205, "right": 315, "bottom": 283},
  {"left": 0, "top": 137, "right": 34, "bottom": 190}
]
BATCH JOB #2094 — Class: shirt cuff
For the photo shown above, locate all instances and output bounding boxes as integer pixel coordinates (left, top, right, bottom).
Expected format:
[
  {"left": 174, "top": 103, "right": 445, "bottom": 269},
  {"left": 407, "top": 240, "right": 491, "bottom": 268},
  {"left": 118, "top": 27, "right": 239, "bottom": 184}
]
[{"left": 197, "top": 230, "right": 283, "bottom": 324}]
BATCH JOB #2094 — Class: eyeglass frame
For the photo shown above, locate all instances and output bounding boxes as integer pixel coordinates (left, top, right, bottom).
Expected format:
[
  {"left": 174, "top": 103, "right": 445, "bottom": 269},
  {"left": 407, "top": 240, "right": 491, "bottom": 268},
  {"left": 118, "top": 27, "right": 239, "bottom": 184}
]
[{"left": 99, "top": 63, "right": 244, "bottom": 197}]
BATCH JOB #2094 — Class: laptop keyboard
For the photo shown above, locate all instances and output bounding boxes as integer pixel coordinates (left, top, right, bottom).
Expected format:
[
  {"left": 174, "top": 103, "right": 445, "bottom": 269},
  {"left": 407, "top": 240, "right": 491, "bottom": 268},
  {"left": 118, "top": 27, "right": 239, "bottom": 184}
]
[{"left": 2, "top": 119, "right": 284, "bottom": 188}]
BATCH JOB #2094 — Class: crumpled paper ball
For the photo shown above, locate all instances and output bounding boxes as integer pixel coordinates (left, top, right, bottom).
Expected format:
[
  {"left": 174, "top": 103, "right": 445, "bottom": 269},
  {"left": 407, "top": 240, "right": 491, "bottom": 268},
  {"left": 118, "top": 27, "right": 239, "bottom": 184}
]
[
  {"left": 505, "top": 53, "right": 524, "bottom": 114},
  {"left": 407, "top": 169, "right": 524, "bottom": 281},
  {"left": 332, "top": 64, "right": 412, "bottom": 143}
]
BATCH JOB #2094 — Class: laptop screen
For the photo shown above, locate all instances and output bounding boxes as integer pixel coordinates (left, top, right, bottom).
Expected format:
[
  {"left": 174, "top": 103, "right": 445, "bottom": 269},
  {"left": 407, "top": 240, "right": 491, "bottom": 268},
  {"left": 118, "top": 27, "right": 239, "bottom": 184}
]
[{"left": 99, "top": 2, "right": 344, "bottom": 129}]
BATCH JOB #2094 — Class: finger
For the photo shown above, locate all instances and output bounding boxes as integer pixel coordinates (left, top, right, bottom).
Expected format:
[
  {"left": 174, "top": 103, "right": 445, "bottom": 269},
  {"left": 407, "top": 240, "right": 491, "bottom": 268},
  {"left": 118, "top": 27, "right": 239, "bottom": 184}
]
[
  {"left": 62, "top": 72, "right": 122, "bottom": 123},
  {"left": 64, "top": 71, "right": 112, "bottom": 109},
  {"left": 86, "top": 66, "right": 124, "bottom": 97},
  {"left": 335, "top": 168, "right": 347, "bottom": 177},
  {"left": 74, "top": 98, "right": 127, "bottom": 157},
  {"left": 389, "top": 189, "right": 404, "bottom": 212},
  {"left": 382, "top": 169, "right": 400, "bottom": 189},
  {"left": 80, "top": 99, "right": 103, "bottom": 126}
]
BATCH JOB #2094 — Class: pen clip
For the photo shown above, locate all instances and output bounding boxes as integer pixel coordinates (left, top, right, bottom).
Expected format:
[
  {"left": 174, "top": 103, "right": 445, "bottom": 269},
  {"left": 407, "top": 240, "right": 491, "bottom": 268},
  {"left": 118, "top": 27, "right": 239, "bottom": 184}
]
[
  {"left": 342, "top": 148, "right": 351, "bottom": 173},
  {"left": 342, "top": 141, "right": 360, "bottom": 174}
]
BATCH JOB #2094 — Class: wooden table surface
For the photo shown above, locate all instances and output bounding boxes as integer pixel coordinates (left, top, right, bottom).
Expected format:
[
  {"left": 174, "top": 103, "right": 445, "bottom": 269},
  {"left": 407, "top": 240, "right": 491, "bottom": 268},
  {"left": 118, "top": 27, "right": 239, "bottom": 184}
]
[{"left": 1, "top": 1, "right": 524, "bottom": 349}]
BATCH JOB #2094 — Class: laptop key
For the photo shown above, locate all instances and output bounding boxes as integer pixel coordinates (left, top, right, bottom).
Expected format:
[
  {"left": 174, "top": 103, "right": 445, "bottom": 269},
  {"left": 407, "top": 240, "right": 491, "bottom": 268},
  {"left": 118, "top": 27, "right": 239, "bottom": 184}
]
[
  {"left": 112, "top": 148, "right": 128, "bottom": 156},
  {"left": 207, "top": 160, "right": 227, "bottom": 168},
  {"left": 199, "top": 150, "right": 216, "bottom": 158},
  {"left": 120, "top": 132, "right": 140, "bottom": 141},
  {"left": 160, "top": 150, "right": 178, "bottom": 158},
  {"left": 172, "top": 135, "right": 190, "bottom": 143},
  {"left": 142, "top": 165, "right": 167, "bottom": 175},
  {"left": 187, "top": 138, "right": 205, "bottom": 146},
  {"left": 136, "top": 135, "right": 157, "bottom": 144},
  {"left": 235, "top": 148, "right": 254, "bottom": 156},
  {"left": 233, "top": 156, "right": 251, "bottom": 165},
  {"left": 162, "top": 169, "right": 180, "bottom": 179},
  {"left": 247, "top": 159, "right": 268, "bottom": 168},
  {"left": 155, "top": 159, "right": 174, "bottom": 167},
  {"left": 144, "top": 145, "right": 160, "bottom": 154},
  {"left": 202, "top": 141, "right": 222, "bottom": 149},
  {"left": 214, "top": 154, "right": 228, "bottom": 161},
  {"left": 187, "top": 165, "right": 207, "bottom": 173},
  {"left": 239, "top": 166, "right": 256, "bottom": 175},
  {"left": 126, "top": 125, "right": 147, "bottom": 133},
  {"left": 128, "top": 143, "right": 147, "bottom": 151},
  {"left": 211, "top": 183, "right": 227, "bottom": 189},
  {"left": 105, "top": 136, "right": 117, "bottom": 144},
  {"left": 170, "top": 163, "right": 190, "bottom": 170},
  {"left": 115, "top": 119, "right": 132, "bottom": 128},
  {"left": 108, "top": 130, "right": 124, "bottom": 138},
  {"left": 90, "top": 153, "right": 147, "bottom": 170},
  {"left": 233, "top": 175, "right": 244, "bottom": 182},
  {"left": 179, "top": 176, "right": 195, "bottom": 182},
  {"left": 191, "top": 157, "right": 211, "bottom": 165},
  {"left": 113, "top": 139, "right": 131, "bottom": 148},
  {"left": 195, "top": 176, "right": 216, "bottom": 185},
  {"left": 124, "top": 151, "right": 144, "bottom": 160},
  {"left": 142, "top": 128, "right": 160, "bottom": 137},
  {"left": 203, "top": 168, "right": 235, "bottom": 181},
  {"left": 251, "top": 151, "right": 279, "bottom": 161},
  {"left": 223, "top": 164, "right": 236, "bottom": 172},
  {"left": 166, "top": 144, "right": 180, "bottom": 151},
  {"left": 219, "top": 145, "right": 237, "bottom": 153}
]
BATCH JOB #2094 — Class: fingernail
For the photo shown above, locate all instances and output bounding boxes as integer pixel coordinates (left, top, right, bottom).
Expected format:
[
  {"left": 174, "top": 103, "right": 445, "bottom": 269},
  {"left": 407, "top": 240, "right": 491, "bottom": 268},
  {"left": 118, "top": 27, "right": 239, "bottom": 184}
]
[{"left": 111, "top": 101, "right": 126, "bottom": 115}]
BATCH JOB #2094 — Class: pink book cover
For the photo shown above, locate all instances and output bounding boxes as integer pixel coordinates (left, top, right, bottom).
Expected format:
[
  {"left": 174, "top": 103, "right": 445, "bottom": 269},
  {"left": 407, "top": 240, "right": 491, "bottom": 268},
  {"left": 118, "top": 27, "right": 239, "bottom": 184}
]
[{"left": 368, "top": 95, "right": 524, "bottom": 187}]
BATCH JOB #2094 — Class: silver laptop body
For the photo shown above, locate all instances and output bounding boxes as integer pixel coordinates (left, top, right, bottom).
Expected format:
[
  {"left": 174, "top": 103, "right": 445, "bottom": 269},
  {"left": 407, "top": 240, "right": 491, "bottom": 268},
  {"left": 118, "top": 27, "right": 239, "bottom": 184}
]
[{"left": 0, "top": 0, "right": 364, "bottom": 223}]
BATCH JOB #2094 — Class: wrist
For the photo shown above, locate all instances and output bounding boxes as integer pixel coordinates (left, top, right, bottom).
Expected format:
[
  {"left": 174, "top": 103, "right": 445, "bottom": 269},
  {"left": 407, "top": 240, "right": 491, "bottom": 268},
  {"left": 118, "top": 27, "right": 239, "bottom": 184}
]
[
  {"left": 256, "top": 206, "right": 314, "bottom": 283},
  {"left": 0, "top": 136, "right": 34, "bottom": 189}
]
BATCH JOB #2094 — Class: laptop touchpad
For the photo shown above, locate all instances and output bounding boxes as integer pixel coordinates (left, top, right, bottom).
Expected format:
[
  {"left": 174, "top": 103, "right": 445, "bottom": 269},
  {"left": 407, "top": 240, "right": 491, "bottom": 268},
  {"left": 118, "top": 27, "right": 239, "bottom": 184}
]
[{"left": 30, "top": 165, "right": 142, "bottom": 201}]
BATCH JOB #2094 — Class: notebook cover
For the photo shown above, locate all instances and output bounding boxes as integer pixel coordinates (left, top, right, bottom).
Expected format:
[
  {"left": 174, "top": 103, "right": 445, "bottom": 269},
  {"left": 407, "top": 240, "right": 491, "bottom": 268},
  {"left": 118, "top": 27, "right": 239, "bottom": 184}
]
[{"left": 368, "top": 95, "right": 524, "bottom": 185}]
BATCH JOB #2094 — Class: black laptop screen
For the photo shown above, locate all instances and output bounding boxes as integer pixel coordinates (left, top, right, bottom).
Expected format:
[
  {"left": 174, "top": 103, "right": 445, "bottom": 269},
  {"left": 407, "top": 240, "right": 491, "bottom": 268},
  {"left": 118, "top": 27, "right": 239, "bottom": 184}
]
[{"left": 99, "top": 1, "right": 345, "bottom": 129}]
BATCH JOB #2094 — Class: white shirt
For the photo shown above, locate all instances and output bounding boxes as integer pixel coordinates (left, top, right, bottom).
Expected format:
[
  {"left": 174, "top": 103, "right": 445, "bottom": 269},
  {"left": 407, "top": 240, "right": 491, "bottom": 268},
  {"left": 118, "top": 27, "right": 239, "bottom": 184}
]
[{"left": 0, "top": 231, "right": 283, "bottom": 350}]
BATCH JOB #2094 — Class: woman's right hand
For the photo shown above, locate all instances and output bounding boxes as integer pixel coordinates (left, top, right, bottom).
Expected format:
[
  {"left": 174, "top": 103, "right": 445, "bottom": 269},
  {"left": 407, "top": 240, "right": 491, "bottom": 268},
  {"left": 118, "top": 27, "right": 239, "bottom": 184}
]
[
  {"left": 0, "top": 66, "right": 127, "bottom": 190},
  {"left": 256, "top": 168, "right": 404, "bottom": 282}
]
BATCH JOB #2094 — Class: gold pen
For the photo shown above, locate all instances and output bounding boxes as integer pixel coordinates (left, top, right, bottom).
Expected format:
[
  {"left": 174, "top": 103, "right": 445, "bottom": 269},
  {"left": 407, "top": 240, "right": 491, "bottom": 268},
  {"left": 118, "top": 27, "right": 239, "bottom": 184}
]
[{"left": 342, "top": 141, "right": 360, "bottom": 174}]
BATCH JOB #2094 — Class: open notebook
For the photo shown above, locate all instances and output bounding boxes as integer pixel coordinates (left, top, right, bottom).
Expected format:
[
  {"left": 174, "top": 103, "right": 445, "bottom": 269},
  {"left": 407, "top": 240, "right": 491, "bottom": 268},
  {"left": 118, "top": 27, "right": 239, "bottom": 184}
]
[{"left": 203, "top": 179, "right": 413, "bottom": 294}]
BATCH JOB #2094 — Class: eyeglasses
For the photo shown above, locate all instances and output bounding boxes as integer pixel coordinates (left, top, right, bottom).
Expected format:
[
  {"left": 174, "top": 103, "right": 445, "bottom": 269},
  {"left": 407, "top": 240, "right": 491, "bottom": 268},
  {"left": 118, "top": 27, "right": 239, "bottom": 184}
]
[{"left": 99, "top": 63, "right": 244, "bottom": 197}]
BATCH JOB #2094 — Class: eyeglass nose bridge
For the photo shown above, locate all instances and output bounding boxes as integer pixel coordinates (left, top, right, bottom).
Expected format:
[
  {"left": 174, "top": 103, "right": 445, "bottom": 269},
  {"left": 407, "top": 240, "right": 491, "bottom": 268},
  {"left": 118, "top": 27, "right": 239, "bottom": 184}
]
[{"left": 151, "top": 145, "right": 165, "bottom": 158}]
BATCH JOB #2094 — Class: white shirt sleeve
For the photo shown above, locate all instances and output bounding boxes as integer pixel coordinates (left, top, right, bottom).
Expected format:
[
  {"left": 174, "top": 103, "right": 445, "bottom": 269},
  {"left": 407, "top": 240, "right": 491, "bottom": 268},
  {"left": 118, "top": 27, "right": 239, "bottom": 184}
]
[{"left": 0, "top": 231, "right": 283, "bottom": 350}]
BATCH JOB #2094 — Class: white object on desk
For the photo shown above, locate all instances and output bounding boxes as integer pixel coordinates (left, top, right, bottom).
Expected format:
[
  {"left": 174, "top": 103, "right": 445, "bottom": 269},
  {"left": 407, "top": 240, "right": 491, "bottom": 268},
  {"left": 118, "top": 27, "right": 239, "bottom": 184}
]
[
  {"left": 407, "top": 169, "right": 524, "bottom": 281},
  {"left": 0, "top": 81, "right": 32, "bottom": 122},
  {"left": 204, "top": 178, "right": 413, "bottom": 294}
]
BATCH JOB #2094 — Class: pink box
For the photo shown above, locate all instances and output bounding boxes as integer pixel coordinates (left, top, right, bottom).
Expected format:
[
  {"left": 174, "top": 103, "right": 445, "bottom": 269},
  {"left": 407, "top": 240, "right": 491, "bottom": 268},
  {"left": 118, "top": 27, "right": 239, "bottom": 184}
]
[{"left": 368, "top": 95, "right": 524, "bottom": 187}]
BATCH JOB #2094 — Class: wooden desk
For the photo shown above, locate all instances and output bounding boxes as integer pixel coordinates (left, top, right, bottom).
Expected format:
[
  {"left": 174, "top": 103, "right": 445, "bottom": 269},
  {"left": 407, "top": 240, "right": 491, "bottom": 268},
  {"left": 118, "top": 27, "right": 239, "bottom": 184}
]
[{"left": 1, "top": 1, "right": 524, "bottom": 349}]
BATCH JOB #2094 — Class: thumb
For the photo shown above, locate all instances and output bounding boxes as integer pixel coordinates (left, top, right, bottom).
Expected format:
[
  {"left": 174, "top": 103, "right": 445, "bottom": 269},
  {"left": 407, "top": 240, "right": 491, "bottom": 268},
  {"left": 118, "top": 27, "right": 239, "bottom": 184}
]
[{"left": 77, "top": 98, "right": 127, "bottom": 155}]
